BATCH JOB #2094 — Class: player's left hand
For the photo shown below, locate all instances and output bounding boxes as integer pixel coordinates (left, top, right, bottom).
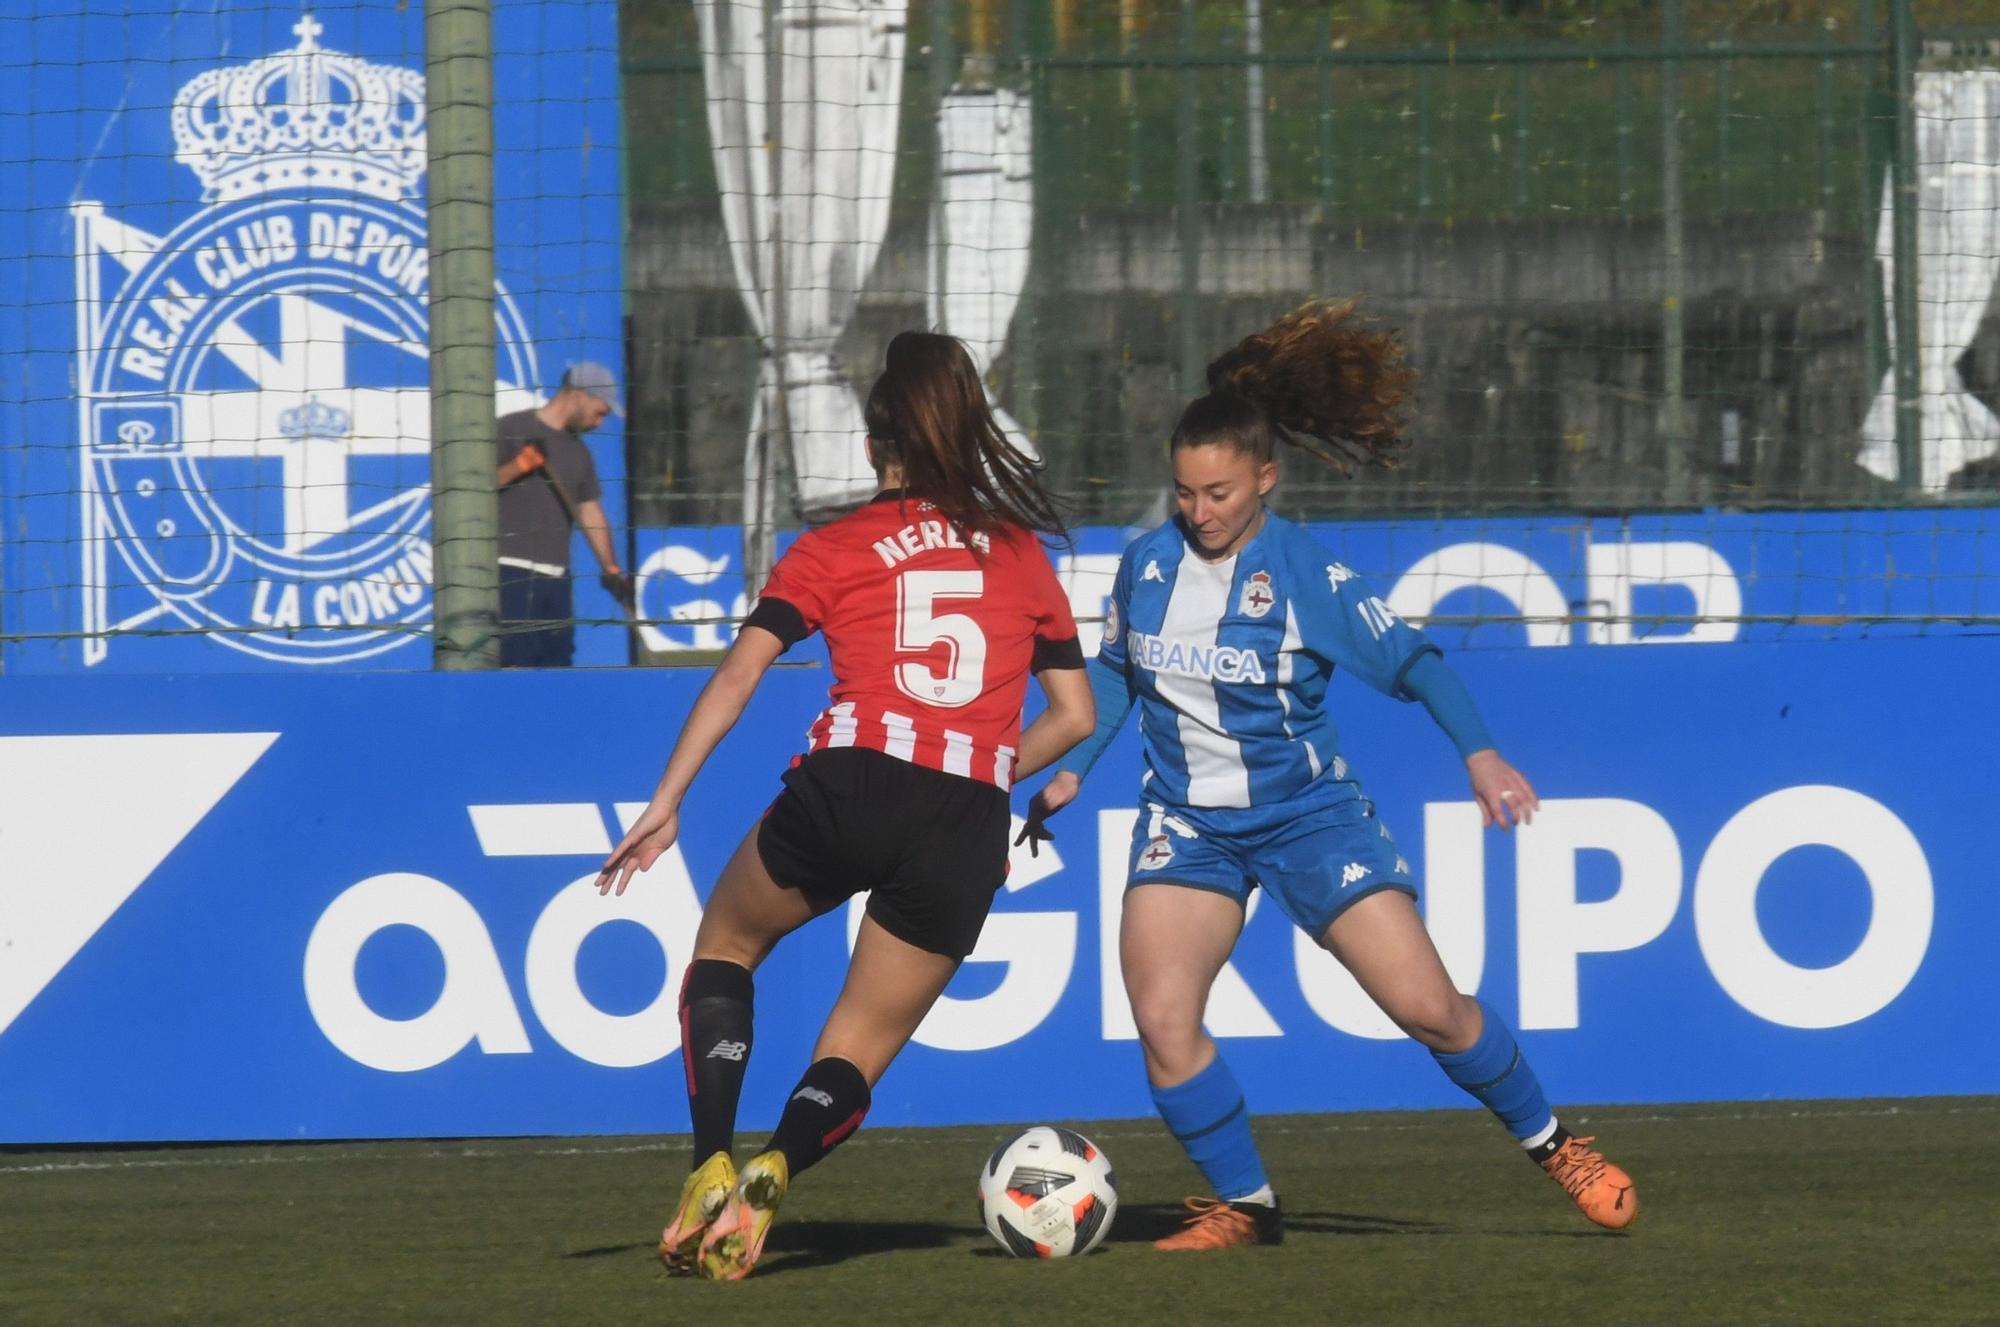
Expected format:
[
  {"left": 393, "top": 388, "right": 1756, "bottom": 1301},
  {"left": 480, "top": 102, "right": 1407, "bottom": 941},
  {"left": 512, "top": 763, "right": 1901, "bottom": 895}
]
[
  {"left": 600, "top": 569, "right": 636, "bottom": 608},
  {"left": 598, "top": 802, "right": 678, "bottom": 896},
  {"left": 1015, "top": 771, "right": 1081, "bottom": 858},
  {"left": 1466, "top": 749, "right": 1538, "bottom": 830}
]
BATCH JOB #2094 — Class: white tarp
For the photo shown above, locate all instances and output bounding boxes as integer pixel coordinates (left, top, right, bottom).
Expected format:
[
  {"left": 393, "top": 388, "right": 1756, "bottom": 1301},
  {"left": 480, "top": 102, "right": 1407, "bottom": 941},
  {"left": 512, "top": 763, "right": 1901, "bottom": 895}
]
[
  {"left": 1859, "top": 69, "right": 2000, "bottom": 492},
  {"left": 927, "top": 86, "right": 1036, "bottom": 460},
  {"left": 696, "top": 0, "right": 907, "bottom": 585}
]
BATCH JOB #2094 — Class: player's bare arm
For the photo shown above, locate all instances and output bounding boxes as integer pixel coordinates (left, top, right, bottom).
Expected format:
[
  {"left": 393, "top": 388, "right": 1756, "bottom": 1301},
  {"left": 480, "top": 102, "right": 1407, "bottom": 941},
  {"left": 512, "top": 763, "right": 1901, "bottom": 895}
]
[
  {"left": 1012, "top": 664, "right": 1095, "bottom": 781},
  {"left": 598, "top": 624, "right": 786, "bottom": 895}
]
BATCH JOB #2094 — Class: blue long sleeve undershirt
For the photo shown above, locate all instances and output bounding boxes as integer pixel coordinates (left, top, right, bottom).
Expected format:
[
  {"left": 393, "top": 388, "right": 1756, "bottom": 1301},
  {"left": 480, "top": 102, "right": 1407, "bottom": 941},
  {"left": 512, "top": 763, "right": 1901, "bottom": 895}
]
[
  {"left": 1048, "top": 646, "right": 1495, "bottom": 785},
  {"left": 1400, "top": 650, "right": 1495, "bottom": 759},
  {"left": 1051, "top": 653, "right": 1134, "bottom": 782}
]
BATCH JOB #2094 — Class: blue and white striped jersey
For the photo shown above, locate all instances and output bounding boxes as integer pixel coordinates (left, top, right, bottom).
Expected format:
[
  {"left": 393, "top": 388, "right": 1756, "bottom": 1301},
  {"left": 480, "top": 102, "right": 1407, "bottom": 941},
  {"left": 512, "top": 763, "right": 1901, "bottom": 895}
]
[{"left": 1095, "top": 512, "right": 1438, "bottom": 810}]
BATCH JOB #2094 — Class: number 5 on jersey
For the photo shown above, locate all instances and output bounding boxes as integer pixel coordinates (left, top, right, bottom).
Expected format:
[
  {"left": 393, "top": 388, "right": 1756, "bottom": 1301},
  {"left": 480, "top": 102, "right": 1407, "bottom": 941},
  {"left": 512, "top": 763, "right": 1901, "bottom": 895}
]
[{"left": 895, "top": 570, "right": 987, "bottom": 708}]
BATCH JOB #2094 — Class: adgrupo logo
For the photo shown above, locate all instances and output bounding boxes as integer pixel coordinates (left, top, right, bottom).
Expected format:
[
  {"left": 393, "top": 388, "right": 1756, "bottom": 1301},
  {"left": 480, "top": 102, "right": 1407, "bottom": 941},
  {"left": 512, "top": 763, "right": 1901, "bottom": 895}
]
[
  {"left": 71, "top": 16, "right": 541, "bottom": 665},
  {"left": 302, "top": 786, "right": 1935, "bottom": 1073}
]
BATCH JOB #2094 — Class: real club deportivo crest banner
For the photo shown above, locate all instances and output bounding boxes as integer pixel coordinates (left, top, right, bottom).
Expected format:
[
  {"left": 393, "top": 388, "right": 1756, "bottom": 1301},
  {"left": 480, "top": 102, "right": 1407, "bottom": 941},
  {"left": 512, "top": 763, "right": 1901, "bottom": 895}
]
[{"left": 0, "top": 1, "right": 626, "bottom": 671}]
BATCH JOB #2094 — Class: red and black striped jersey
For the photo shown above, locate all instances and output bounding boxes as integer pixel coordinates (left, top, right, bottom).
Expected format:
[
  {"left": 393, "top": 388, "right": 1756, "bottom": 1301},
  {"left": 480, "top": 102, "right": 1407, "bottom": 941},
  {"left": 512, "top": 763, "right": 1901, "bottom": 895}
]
[{"left": 748, "top": 493, "right": 1082, "bottom": 790}]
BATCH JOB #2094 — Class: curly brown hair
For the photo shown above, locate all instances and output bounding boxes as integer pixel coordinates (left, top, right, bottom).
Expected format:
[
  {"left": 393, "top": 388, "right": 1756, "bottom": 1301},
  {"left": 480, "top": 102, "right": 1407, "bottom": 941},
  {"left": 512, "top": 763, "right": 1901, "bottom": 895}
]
[
  {"left": 1174, "top": 298, "right": 1418, "bottom": 475},
  {"left": 863, "top": 331, "right": 1068, "bottom": 542}
]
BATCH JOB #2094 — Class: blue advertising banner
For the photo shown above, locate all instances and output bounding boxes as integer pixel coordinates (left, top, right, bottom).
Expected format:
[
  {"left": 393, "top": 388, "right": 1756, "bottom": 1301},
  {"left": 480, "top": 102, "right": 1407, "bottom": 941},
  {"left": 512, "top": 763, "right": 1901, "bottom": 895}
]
[
  {"left": 629, "top": 508, "right": 2000, "bottom": 661},
  {"left": 1, "top": 636, "right": 1992, "bottom": 1143},
  {"left": 0, "top": 0, "right": 626, "bottom": 673}
]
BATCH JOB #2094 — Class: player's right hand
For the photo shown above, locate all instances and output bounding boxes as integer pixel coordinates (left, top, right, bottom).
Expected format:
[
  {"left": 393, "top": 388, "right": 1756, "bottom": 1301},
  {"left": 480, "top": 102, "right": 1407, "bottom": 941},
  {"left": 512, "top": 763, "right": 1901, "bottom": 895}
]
[
  {"left": 598, "top": 803, "right": 678, "bottom": 896},
  {"left": 1016, "top": 771, "right": 1081, "bottom": 857},
  {"left": 515, "top": 443, "right": 547, "bottom": 476}
]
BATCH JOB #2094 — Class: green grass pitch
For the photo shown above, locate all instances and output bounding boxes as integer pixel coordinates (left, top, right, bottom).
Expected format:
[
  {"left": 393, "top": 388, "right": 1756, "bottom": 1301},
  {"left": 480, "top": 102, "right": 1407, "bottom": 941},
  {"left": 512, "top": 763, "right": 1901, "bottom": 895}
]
[{"left": 2, "top": 1098, "right": 1990, "bottom": 1325}]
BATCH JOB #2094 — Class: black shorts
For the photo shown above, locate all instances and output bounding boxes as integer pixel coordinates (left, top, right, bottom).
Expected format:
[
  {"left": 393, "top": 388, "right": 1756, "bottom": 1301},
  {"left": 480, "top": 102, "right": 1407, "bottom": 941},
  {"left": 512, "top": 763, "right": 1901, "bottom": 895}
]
[{"left": 757, "top": 747, "right": 1010, "bottom": 961}]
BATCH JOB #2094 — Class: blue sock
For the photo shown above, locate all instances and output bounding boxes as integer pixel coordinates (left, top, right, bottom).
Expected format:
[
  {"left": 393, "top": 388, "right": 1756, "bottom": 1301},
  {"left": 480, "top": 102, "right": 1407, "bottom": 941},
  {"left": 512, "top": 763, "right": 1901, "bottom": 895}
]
[
  {"left": 1150, "top": 1053, "right": 1270, "bottom": 1201},
  {"left": 1431, "top": 1000, "right": 1556, "bottom": 1143}
]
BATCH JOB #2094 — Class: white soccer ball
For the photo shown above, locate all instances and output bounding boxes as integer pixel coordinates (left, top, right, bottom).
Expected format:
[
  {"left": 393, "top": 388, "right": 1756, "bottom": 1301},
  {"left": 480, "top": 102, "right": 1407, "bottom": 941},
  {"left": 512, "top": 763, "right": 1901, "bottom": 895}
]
[{"left": 977, "top": 1125, "right": 1118, "bottom": 1258}]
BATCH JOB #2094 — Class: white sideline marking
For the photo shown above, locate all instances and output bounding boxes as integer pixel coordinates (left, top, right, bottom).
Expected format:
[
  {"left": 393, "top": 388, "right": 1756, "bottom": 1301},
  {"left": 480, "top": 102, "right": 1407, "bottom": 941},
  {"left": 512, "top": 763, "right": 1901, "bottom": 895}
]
[{"left": 2, "top": 1102, "right": 1991, "bottom": 1177}]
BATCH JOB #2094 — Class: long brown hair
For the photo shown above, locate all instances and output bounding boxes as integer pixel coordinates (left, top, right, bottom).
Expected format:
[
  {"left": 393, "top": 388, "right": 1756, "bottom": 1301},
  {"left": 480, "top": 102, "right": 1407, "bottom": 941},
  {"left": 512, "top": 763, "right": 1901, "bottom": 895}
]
[
  {"left": 863, "top": 331, "right": 1067, "bottom": 540},
  {"left": 1172, "top": 298, "right": 1417, "bottom": 474}
]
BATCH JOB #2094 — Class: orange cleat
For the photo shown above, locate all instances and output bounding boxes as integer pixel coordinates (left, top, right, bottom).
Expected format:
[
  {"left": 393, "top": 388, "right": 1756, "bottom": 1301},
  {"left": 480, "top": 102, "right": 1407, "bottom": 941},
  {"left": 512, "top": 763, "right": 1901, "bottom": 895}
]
[
  {"left": 1152, "top": 1196, "right": 1284, "bottom": 1251},
  {"left": 1539, "top": 1135, "right": 1638, "bottom": 1230}
]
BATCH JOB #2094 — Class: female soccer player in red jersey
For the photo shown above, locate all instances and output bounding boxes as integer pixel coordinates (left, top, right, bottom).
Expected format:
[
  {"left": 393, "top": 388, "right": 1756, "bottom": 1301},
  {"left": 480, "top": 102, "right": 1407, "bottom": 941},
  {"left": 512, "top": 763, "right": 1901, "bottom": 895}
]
[
  {"left": 597, "top": 331, "right": 1094, "bottom": 1281},
  {"left": 1027, "top": 301, "right": 1637, "bottom": 1250}
]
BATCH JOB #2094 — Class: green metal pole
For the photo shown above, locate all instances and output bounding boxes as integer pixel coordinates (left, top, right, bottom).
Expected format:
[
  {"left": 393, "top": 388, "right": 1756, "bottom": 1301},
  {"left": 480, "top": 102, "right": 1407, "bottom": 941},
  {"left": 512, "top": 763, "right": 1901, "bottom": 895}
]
[
  {"left": 426, "top": 0, "right": 499, "bottom": 669},
  {"left": 1177, "top": 0, "right": 1202, "bottom": 401},
  {"left": 1012, "top": 0, "right": 1043, "bottom": 442},
  {"left": 1858, "top": 0, "right": 1886, "bottom": 397},
  {"left": 930, "top": 0, "right": 954, "bottom": 309},
  {"left": 1661, "top": 0, "right": 1689, "bottom": 503},
  {"left": 1890, "top": 0, "right": 1923, "bottom": 491}
]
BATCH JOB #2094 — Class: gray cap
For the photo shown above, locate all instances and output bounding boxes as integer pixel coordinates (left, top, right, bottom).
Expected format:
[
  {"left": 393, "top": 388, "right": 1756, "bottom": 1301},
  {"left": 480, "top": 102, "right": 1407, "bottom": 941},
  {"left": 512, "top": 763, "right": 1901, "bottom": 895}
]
[{"left": 560, "top": 361, "right": 624, "bottom": 417}]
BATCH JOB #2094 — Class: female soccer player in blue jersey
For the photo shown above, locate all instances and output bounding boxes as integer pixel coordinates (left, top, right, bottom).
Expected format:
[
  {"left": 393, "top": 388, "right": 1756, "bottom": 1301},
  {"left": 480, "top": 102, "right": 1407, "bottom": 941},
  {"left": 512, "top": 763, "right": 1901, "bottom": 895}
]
[{"left": 1027, "top": 301, "right": 1637, "bottom": 1249}]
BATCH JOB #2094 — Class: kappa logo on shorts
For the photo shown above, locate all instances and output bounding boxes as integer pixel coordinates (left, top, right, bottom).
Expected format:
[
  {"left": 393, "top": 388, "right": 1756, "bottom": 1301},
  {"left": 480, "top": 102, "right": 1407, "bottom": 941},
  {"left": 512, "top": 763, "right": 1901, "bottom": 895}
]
[
  {"left": 1138, "top": 835, "right": 1175, "bottom": 870},
  {"left": 1340, "top": 862, "right": 1370, "bottom": 886},
  {"left": 1394, "top": 855, "right": 1411, "bottom": 876},
  {"left": 1239, "top": 570, "right": 1275, "bottom": 618},
  {"left": 705, "top": 1040, "right": 748, "bottom": 1062},
  {"left": 792, "top": 1086, "right": 835, "bottom": 1108},
  {"left": 70, "top": 17, "right": 544, "bottom": 666}
]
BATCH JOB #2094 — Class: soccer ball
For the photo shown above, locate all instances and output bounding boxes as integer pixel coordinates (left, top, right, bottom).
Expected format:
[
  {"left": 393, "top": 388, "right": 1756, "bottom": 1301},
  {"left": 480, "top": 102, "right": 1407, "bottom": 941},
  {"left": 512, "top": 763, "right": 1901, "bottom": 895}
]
[{"left": 977, "top": 1125, "right": 1118, "bottom": 1258}]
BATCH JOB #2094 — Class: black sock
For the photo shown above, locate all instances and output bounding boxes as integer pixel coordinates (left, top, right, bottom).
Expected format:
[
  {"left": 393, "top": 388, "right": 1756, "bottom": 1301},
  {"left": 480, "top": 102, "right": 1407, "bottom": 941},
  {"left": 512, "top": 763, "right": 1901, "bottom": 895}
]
[
  {"left": 1524, "top": 1121, "right": 1573, "bottom": 1166},
  {"left": 680, "top": 959, "right": 754, "bottom": 1163},
  {"left": 764, "top": 1057, "right": 871, "bottom": 1178}
]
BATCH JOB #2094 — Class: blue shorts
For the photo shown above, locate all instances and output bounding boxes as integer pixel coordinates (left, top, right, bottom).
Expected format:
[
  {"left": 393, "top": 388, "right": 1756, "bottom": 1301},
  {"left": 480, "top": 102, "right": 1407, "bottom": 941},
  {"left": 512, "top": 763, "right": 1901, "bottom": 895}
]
[{"left": 1124, "top": 785, "right": 1417, "bottom": 940}]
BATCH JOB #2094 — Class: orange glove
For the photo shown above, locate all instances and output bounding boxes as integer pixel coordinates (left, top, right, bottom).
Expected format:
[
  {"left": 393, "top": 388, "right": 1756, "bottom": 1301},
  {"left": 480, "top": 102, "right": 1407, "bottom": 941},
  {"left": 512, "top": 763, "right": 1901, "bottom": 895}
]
[{"left": 514, "top": 443, "right": 547, "bottom": 476}]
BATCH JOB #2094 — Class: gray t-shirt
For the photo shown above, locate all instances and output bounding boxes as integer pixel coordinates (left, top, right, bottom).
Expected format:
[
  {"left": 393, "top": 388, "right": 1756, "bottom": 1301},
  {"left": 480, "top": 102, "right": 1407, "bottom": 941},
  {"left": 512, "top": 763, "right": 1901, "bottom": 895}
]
[{"left": 496, "top": 410, "right": 603, "bottom": 572}]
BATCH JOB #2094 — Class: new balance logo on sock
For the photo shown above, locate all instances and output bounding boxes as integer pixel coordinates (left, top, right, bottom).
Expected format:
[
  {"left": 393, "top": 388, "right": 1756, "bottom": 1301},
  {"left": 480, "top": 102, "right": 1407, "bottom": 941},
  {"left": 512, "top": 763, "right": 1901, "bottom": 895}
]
[
  {"left": 1340, "top": 862, "right": 1369, "bottom": 886},
  {"left": 705, "top": 1040, "right": 747, "bottom": 1062},
  {"left": 792, "top": 1086, "right": 834, "bottom": 1107}
]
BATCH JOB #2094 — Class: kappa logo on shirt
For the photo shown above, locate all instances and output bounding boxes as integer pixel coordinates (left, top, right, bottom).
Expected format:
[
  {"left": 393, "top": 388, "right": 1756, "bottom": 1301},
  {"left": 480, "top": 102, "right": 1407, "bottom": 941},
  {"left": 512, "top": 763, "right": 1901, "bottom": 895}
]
[
  {"left": 1142, "top": 560, "right": 1165, "bottom": 583},
  {"left": 1239, "top": 570, "right": 1275, "bottom": 618},
  {"left": 1327, "top": 563, "right": 1358, "bottom": 588},
  {"left": 1340, "top": 862, "right": 1370, "bottom": 886}
]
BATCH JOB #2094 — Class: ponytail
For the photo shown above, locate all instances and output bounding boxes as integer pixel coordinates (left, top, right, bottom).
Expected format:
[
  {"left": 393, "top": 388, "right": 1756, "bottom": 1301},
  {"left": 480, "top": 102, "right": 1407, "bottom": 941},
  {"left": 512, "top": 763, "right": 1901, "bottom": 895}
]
[
  {"left": 1174, "top": 298, "right": 1417, "bottom": 475},
  {"left": 863, "top": 331, "right": 1068, "bottom": 541}
]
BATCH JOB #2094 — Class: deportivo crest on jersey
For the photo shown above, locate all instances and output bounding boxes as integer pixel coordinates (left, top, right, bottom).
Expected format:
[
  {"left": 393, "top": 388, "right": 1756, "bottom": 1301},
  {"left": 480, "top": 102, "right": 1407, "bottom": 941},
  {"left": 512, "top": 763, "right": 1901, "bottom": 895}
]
[
  {"left": 1103, "top": 596, "right": 1119, "bottom": 641},
  {"left": 1239, "top": 570, "right": 1275, "bottom": 618},
  {"left": 71, "top": 16, "right": 543, "bottom": 665}
]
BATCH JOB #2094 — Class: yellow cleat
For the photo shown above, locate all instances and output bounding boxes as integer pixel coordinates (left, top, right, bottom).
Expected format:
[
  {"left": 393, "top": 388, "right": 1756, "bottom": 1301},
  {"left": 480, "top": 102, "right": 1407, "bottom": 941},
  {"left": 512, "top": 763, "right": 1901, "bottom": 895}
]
[
  {"left": 1539, "top": 1135, "right": 1638, "bottom": 1230},
  {"left": 696, "top": 1150, "right": 790, "bottom": 1281},
  {"left": 660, "top": 1150, "right": 737, "bottom": 1273}
]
